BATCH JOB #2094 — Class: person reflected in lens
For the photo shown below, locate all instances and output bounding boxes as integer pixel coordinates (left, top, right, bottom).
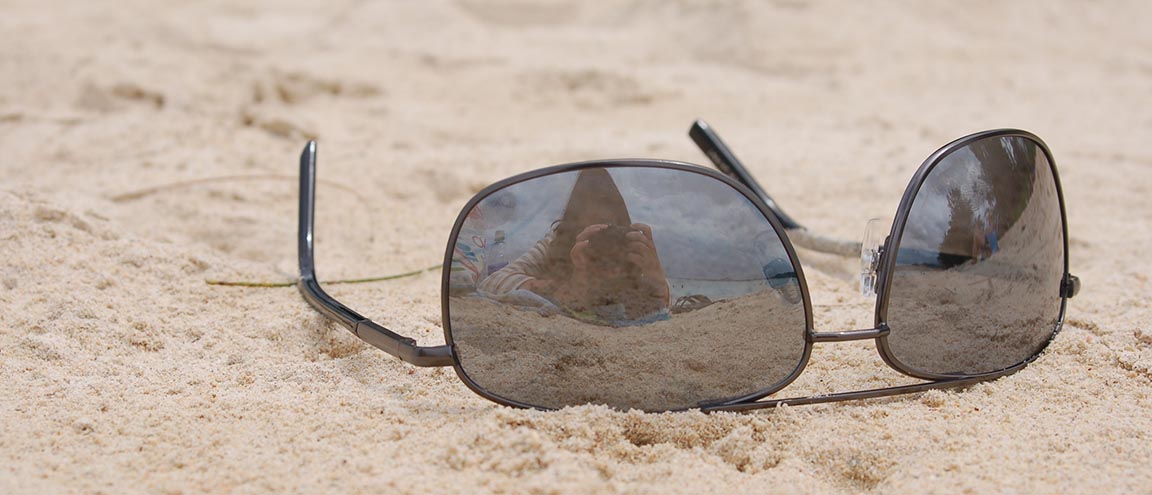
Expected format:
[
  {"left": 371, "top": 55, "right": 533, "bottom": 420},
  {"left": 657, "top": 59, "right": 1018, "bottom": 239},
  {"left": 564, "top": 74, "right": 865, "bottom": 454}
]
[
  {"left": 887, "top": 136, "right": 1063, "bottom": 375},
  {"left": 479, "top": 169, "right": 671, "bottom": 326}
]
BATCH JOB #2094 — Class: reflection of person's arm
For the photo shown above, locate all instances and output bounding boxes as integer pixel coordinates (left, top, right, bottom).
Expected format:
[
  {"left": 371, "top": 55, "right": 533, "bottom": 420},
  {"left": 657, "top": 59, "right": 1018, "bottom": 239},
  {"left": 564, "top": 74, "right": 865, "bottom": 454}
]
[{"left": 477, "top": 232, "right": 553, "bottom": 296}]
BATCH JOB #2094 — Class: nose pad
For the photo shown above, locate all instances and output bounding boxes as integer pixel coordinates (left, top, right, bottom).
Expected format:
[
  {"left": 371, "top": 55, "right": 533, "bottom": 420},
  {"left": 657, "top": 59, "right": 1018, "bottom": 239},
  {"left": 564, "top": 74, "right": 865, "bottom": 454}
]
[{"left": 860, "top": 218, "right": 891, "bottom": 297}]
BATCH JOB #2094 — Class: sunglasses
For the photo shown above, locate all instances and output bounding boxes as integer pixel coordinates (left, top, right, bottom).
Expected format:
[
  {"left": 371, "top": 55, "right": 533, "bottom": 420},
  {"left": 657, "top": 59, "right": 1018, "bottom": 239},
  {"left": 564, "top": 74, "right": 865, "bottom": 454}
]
[{"left": 296, "top": 120, "right": 1080, "bottom": 413}]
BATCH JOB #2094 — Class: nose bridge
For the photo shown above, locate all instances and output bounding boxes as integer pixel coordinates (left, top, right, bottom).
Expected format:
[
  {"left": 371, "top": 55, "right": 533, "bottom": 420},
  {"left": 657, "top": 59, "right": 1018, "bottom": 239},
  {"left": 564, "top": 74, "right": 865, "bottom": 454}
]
[{"left": 809, "top": 324, "right": 890, "bottom": 343}]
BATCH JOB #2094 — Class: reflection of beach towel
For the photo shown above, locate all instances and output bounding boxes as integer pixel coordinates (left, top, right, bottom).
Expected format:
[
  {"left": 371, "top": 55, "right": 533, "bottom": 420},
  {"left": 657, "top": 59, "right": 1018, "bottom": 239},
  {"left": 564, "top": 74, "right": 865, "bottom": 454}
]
[
  {"left": 479, "top": 288, "right": 669, "bottom": 327},
  {"left": 450, "top": 208, "right": 488, "bottom": 292},
  {"left": 482, "top": 289, "right": 561, "bottom": 316},
  {"left": 479, "top": 231, "right": 553, "bottom": 295}
]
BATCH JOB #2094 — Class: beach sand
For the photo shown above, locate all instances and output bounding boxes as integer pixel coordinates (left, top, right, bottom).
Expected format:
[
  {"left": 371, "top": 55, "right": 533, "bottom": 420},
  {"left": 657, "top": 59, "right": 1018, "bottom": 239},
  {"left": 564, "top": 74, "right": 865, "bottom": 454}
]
[{"left": 2, "top": 1, "right": 1150, "bottom": 493}]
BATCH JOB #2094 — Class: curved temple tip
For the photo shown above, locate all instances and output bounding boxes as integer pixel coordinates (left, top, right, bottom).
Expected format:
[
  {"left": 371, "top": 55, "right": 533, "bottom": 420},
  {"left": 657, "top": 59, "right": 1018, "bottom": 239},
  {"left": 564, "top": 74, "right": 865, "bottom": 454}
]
[
  {"left": 684, "top": 119, "right": 803, "bottom": 231},
  {"left": 685, "top": 119, "right": 861, "bottom": 256}
]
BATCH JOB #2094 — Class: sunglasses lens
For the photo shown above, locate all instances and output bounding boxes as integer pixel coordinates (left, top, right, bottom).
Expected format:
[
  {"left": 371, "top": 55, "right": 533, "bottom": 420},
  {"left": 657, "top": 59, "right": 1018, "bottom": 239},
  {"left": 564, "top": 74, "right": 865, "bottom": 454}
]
[
  {"left": 446, "top": 166, "right": 807, "bottom": 411},
  {"left": 885, "top": 135, "right": 1065, "bottom": 376}
]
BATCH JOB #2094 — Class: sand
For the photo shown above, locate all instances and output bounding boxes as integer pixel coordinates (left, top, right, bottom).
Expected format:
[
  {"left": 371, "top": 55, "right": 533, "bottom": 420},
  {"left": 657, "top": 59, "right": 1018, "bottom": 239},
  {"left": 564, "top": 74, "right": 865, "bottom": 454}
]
[{"left": 2, "top": 1, "right": 1150, "bottom": 493}]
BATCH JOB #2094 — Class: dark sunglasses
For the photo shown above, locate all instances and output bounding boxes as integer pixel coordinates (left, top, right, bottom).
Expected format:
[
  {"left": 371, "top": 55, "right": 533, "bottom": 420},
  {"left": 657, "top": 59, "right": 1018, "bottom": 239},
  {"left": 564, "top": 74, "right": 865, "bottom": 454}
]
[{"left": 296, "top": 120, "right": 1080, "bottom": 413}]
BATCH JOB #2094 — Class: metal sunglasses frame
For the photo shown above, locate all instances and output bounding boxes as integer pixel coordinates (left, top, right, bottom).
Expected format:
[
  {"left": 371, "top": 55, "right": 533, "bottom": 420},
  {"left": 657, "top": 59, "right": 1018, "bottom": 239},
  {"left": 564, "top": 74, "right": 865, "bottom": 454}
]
[{"left": 296, "top": 120, "right": 1080, "bottom": 413}]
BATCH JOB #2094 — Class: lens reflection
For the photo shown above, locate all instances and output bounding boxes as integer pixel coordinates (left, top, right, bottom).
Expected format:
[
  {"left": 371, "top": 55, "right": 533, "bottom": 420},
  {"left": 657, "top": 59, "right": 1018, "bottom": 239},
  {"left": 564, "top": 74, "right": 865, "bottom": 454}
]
[
  {"left": 886, "top": 135, "right": 1064, "bottom": 376},
  {"left": 447, "top": 166, "right": 807, "bottom": 411}
]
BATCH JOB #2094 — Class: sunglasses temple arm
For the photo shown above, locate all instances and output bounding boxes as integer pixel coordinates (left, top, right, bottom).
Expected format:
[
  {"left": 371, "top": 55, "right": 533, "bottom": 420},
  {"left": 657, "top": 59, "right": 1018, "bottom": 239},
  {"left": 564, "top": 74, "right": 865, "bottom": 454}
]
[
  {"left": 688, "top": 120, "right": 861, "bottom": 257},
  {"left": 688, "top": 120, "right": 801, "bottom": 228},
  {"left": 297, "top": 141, "right": 454, "bottom": 367},
  {"left": 705, "top": 374, "right": 994, "bottom": 412}
]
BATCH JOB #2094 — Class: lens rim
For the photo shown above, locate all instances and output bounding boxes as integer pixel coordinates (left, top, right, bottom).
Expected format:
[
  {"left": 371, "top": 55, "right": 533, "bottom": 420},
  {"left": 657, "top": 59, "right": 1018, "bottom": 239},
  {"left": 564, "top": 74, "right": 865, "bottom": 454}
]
[
  {"left": 441, "top": 159, "right": 815, "bottom": 412},
  {"left": 873, "top": 129, "right": 1072, "bottom": 381}
]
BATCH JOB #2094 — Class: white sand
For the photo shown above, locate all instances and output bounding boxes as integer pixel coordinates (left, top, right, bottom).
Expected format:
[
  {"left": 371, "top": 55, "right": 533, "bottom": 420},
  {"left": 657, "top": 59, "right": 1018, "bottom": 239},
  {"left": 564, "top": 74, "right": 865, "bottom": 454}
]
[{"left": 2, "top": 1, "right": 1150, "bottom": 493}]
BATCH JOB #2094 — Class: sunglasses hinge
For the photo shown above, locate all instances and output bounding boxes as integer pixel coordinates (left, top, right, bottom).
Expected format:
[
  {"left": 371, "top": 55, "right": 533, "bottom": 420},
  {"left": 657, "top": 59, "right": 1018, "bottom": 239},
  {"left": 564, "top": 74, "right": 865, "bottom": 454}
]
[
  {"left": 810, "top": 324, "right": 891, "bottom": 343},
  {"left": 1060, "top": 274, "right": 1081, "bottom": 299},
  {"left": 355, "top": 320, "right": 456, "bottom": 367}
]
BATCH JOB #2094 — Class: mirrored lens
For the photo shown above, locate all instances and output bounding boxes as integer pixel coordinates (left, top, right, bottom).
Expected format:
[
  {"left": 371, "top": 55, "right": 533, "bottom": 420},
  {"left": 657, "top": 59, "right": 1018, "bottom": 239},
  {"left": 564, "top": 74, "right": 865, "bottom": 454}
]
[
  {"left": 446, "top": 165, "right": 807, "bottom": 411},
  {"left": 886, "top": 135, "right": 1064, "bottom": 376}
]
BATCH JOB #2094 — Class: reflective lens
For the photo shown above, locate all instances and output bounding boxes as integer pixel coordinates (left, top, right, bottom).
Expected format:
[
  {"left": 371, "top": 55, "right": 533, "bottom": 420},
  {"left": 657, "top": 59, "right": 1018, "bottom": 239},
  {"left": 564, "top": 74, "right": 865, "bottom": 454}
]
[
  {"left": 446, "top": 165, "right": 807, "bottom": 411},
  {"left": 886, "top": 135, "right": 1065, "bottom": 376}
]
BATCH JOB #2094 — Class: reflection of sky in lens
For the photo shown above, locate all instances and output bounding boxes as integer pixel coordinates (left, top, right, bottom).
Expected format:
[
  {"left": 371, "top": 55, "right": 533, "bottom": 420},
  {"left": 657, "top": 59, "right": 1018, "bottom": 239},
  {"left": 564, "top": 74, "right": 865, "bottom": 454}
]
[
  {"left": 901, "top": 145, "right": 997, "bottom": 253},
  {"left": 471, "top": 166, "right": 790, "bottom": 280},
  {"left": 476, "top": 171, "right": 574, "bottom": 254}
]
